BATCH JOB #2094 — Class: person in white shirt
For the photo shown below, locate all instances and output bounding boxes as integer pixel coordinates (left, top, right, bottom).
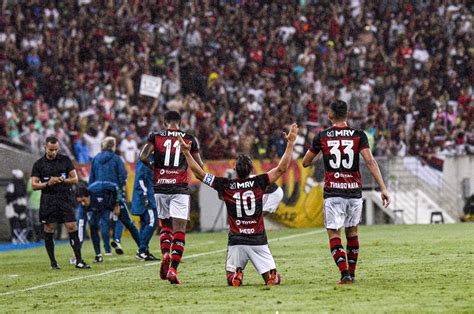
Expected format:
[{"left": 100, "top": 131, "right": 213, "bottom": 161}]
[
  {"left": 119, "top": 131, "right": 138, "bottom": 164},
  {"left": 83, "top": 124, "right": 106, "bottom": 159}
]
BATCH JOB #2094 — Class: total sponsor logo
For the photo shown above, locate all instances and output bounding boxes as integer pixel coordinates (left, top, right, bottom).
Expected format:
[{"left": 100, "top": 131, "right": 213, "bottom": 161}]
[
  {"left": 235, "top": 219, "right": 257, "bottom": 226},
  {"left": 334, "top": 172, "right": 353, "bottom": 179},
  {"left": 159, "top": 169, "right": 180, "bottom": 175},
  {"left": 157, "top": 178, "right": 177, "bottom": 184}
]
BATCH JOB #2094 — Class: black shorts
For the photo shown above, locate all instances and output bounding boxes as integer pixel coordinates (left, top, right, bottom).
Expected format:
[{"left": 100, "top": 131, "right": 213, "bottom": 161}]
[{"left": 39, "top": 194, "right": 76, "bottom": 224}]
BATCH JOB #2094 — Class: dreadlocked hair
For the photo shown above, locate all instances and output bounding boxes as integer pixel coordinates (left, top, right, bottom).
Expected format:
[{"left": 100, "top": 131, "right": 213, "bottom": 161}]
[{"left": 235, "top": 154, "right": 253, "bottom": 179}]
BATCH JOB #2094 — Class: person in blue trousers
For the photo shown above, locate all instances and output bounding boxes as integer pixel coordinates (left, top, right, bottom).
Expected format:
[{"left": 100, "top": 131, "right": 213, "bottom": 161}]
[
  {"left": 89, "top": 136, "right": 141, "bottom": 255},
  {"left": 132, "top": 159, "right": 158, "bottom": 261},
  {"left": 75, "top": 181, "right": 120, "bottom": 262}
]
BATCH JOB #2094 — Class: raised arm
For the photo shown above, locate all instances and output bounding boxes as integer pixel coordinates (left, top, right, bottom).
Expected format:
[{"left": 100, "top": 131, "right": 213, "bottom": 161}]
[
  {"left": 360, "top": 148, "right": 391, "bottom": 208},
  {"left": 267, "top": 123, "right": 299, "bottom": 184},
  {"left": 139, "top": 142, "right": 154, "bottom": 169},
  {"left": 178, "top": 135, "right": 206, "bottom": 181}
]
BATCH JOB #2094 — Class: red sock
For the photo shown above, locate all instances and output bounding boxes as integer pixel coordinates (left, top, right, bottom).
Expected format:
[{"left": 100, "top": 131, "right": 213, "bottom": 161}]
[
  {"left": 329, "top": 237, "right": 348, "bottom": 275},
  {"left": 159, "top": 226, "right": 173, "bottom": 255},
  {"left": 227, "top": 272, "right": 234, "bottom": 286},
  {"left": 346, "top": 236, "right": 359, "bottom": 276},
  {"left": 170, "top": 232, "right": 186, "bottom": 270}
]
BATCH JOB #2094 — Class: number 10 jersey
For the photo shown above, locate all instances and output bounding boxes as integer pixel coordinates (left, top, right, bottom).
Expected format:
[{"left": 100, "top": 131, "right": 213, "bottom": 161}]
[
  {"left": 310, "top": 126, "right": 369, "bottom": 199},
  {"left": 147, "top": 129, "right": 199, "bottom": 195},
  {"left": 203, "top": 173, "right": 270, "bottom": 246}
]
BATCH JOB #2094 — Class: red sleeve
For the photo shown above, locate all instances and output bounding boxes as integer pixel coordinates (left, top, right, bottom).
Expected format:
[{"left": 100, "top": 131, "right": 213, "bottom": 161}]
[
  {"left": 359, "top": 131, "right": 369, "bottom": 151},
  {"left": 310, "top": 132, "right": 322, "bottom": 154}
]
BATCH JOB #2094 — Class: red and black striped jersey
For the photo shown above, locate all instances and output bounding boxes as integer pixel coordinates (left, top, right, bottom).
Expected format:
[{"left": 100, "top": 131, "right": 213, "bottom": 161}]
[
  {"left": 203, "top": 173, "right": 270, "bottom": 246},
  {"left": 310, "top": 126, "right": 369, "bottom": 199},
  {"left": 147, "top": 129, "right": 199, "bottom": 195}
]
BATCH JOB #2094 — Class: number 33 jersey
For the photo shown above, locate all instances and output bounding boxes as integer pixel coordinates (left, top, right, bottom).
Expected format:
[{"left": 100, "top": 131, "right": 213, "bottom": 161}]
[
  {"left": 203, "top": 173, "right": 270, "bottom": 246},
  {"left": 310, "top": 126, "right": 369, "bottom": 199},
  {"left": 147, "top": 129, "right": 200, "bottom": 195}
]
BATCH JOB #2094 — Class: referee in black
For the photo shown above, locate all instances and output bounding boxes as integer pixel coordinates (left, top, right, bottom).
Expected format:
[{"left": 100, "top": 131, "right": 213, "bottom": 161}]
[{"left": 31, "top": 136, "right": 90, "bottom": 269}]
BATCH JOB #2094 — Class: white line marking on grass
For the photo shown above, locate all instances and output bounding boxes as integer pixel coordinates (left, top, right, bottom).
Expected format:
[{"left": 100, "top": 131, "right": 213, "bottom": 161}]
[
  {"left": 189, "top": 240, "right": 216, "bottom": 247},
  {"left": 0, "top": 229, "right": 324, "bottom": 297}
]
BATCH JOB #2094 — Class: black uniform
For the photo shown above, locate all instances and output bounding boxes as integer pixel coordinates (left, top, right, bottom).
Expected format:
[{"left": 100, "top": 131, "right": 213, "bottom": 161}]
[{"left": 31, "top": 154, "right": 76, "bottom": 224}]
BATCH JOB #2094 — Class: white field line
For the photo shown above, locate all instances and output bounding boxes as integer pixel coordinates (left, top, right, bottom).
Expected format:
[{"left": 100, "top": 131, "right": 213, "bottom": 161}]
[{"left": 0, "top": 229, "right": 324, "bottom": 297}]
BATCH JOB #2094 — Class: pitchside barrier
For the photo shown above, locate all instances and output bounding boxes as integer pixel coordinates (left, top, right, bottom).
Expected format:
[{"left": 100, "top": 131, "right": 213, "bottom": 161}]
[{"left": 1, "top": 150, "right": 472, "bottom": 241}]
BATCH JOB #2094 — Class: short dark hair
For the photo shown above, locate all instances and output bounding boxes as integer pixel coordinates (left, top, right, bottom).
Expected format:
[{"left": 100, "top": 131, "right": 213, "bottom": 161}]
[
  {"left": 329, "top": 100, "right": 348, "bottom": 120},
  {"left": 45, "top": 136, "right": 59, "bottom": 144},
  {"left": 235, "top": 154, "right": 253, "bottom": 179},
  {"left": 76, "top": 187, "right": 91, "bottom": 198},
  {"left": 164, "top": 111, "right": 181, "bottom": 124}
]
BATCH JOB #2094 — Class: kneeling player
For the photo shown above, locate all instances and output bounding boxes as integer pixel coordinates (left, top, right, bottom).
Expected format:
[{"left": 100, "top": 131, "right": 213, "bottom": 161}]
[
  {"left": 263, "top": 183, "right": 284, "bottom": 215},
  {"left": 178, "top": 123, "right": 298, "bottom": 286}
]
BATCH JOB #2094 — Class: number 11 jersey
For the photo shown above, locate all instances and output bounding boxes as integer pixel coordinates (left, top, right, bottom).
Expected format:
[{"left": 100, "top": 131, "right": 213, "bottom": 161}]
[
  {"left": 310, "top": 126, "right": 369, "bottom": 199},
  {"left": 147, "top": 129, "right": 199, "bottom": 195}
]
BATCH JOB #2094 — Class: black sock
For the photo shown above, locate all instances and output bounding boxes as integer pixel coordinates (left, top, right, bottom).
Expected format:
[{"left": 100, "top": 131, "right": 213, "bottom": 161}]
[
  {"left": 44, "top": 232, "right": 56, "bottom": 264},
  {"left": 69, "top": 230, "right": 82, "bottom": 262}
]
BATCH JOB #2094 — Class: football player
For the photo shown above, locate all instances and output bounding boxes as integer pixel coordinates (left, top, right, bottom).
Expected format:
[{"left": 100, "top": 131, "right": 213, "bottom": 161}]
[
  {"left": 178, "top": 123, "right": 298, "bottom": 286},
  {"left": 139, "top": 111, "right": 204, "bottom": 284},
  {"left": 303, "top": 100, "right": 390, "bottom": 284}
]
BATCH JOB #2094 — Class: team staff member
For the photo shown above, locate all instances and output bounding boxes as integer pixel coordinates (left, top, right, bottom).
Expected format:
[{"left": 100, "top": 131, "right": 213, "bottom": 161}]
[
  {"left": 131, "top": 158, "right": 158, "bottom": 261},
  {"left": 75, "top": 182, "right": 122, "bottom": 263},
  {"left": 89, "top": 136, "right": 141, "bottom": 255},
  {"left": 31, "top": 136, "right": 90, "bottom": 269}
]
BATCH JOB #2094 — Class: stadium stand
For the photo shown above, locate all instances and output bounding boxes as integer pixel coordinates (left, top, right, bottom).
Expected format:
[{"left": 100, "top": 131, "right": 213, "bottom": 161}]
[{"left": 0, "top": 0, "right": 471, "bottom": 162}]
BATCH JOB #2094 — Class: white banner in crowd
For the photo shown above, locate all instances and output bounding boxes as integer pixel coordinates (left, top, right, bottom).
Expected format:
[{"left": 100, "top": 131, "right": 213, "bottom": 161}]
[{"left": 139, "top": 75, "right": 162, "bottom": 98}]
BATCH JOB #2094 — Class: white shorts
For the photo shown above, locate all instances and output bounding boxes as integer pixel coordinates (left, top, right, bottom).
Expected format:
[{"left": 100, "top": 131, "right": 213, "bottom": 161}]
[
  {"left": 154, "top": 194, "right": 190, "bottom": 220},
  {"left": 263, "top": 187, "right": 284, "bottom": 213},
  {"left": 226, "top": 244, "right": 276, "bottom": 275},
  {"left": 323, "top": 197, "right": 363, "bottom": 230}
]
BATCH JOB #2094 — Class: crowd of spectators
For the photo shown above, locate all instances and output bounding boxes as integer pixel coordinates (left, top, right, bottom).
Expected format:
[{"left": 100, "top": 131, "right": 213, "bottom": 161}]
[{"left": 0, "top": 0, "right": 472, "bottom": 164}]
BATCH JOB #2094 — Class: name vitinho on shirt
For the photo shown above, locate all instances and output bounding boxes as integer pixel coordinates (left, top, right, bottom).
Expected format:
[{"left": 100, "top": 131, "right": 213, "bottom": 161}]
[{"left": 157, "top": 178, "right": 177, "bottom": 184}]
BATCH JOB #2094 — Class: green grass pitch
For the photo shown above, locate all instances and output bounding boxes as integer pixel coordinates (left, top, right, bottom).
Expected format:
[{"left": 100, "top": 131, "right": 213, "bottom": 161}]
[{"left": 1, "top": 224, "right": 473, "bottom": 312}]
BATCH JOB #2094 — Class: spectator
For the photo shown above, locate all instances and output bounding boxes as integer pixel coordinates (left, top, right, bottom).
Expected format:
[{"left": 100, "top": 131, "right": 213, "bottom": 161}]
[
  {"left": 119, "top": 130, "right": 139, "bottom": 164},
  {"left": 0, "top": 1, "right": 471, "bottom": 162}
]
